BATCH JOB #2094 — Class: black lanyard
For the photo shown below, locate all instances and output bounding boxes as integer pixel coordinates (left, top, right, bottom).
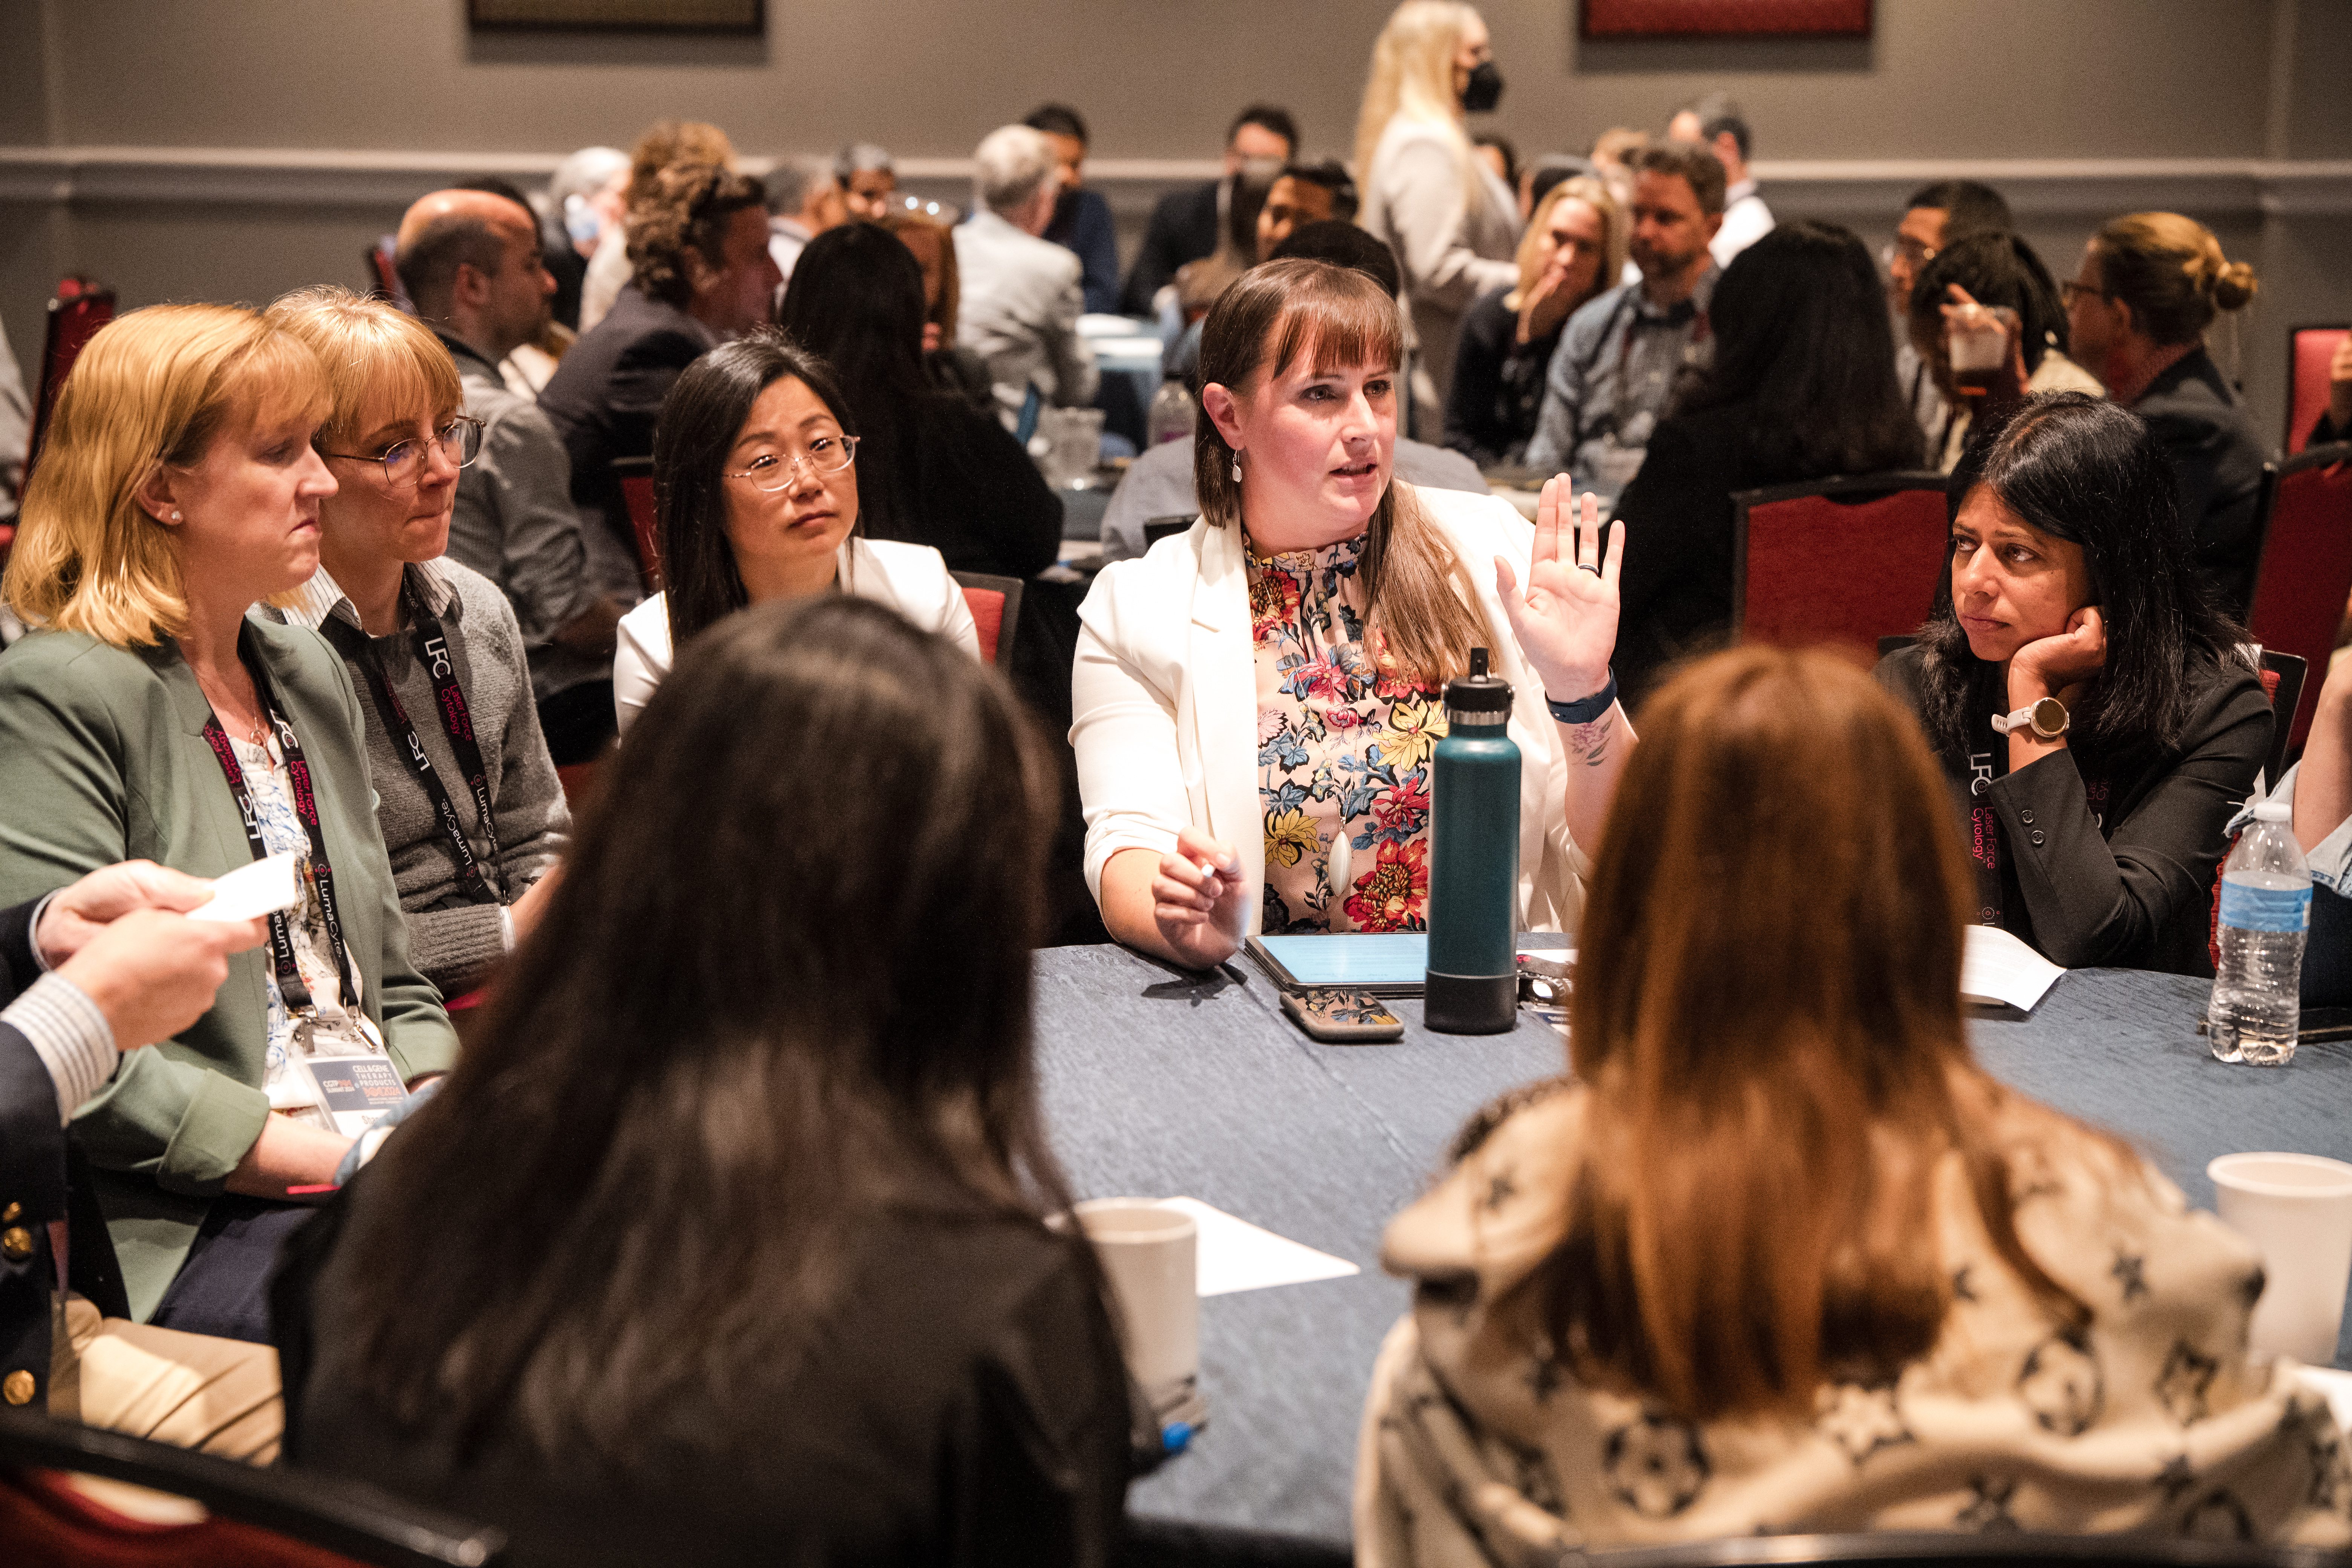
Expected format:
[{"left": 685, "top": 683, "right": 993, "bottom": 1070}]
[
  {"left": 1575, "top": 289, "right": 1709, "bottom": 446},
  {"left": 1962, "top": 701, "right": 2108, "bottom": 928},
  {"left": 320, "top": 579, "right": 503, "bottom": 905},
  {"left": 198, "top": 628, "right": 357, "bottom": 1013}
]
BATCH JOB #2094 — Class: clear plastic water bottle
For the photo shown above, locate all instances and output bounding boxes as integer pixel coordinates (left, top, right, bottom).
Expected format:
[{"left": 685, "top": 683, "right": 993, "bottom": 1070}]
[
  {"left": 2208, "top": 799, "right": 2311, "bottom": 1066},
  {"left": 1146, "top": 375, "right": 1195, "bottom": 446}
]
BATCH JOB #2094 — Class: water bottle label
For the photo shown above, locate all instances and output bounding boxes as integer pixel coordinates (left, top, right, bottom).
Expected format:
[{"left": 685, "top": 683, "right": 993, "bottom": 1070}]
[{"left": 2218, "top": 880, "right": 2311, "bottom": 933}]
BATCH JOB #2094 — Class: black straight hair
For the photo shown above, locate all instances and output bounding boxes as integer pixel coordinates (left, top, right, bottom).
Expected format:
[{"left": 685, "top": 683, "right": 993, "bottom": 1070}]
[
  {"left": 1904, "top": 179, "right": 2014, "bottom": 242},
  {"left": 1908, "top": 231, "right": 2069, "bottom": 375},
  {"left": 1672, "top": 220, "right": 1923, "bottom": 480},
  {"left": 1914, "top": 392, "right": 2246, "bottom": 757},
  {"left": 1023, "top": 103, "right": 1089, "bottom": 145},
  {"left": 1228, "top": 103, "right": 1299, "bottom": 155},
  {"left": 652, "top": 330, "right": 860, "bottom": 648},
  {"left": 317, "top": 594, "right": 1078, "bottom": 1457},
  {"left": 775, "top": 223, "right": 950, "bottom": 547}
]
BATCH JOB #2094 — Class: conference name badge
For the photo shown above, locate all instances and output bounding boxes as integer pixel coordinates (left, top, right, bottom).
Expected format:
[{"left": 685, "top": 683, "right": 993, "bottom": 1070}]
[{"left": 302, "top": 1055, "right": 408, "bottom": 1138}]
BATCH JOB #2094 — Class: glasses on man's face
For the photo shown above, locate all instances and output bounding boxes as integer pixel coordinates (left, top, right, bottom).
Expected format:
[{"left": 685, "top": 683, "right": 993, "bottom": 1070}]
[
  {"left": 1880, "top": 237, "right": 1936, "bottom": 272},
  {"left": 321, "top": 416, "right": 483, "bottom": 487},
  {"left": 723, "top": 434, "right": 861, "bottom": 492},
  {"left": 2058, "top": 280, "right": 2106, "bottom": 307}
]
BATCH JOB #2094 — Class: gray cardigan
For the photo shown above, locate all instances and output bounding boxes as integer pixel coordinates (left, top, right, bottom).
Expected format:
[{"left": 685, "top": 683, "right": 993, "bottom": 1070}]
[{"left": 272, "top": 558, "right": 568, "bottom": 992}]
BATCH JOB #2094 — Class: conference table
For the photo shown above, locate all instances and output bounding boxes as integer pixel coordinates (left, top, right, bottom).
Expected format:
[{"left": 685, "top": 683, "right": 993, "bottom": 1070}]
[{"left": 1030, "top": 941, "right": 2352, "bottom": 1551}]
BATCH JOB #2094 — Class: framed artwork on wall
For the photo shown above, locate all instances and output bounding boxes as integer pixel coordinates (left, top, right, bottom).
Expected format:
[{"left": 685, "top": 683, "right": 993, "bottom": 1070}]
[
  {"left": 467, "top": 0, "right": 763, "bottom": 31},
  {"left": 1580, "top": 0, "right": 1871, "bottom": 38}
]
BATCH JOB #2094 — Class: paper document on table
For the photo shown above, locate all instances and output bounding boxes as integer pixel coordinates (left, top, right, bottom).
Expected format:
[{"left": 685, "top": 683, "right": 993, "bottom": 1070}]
[
  {"left": 2302, "top": 1367, "right": 2352, "bottom": 1433},
  {"left": 190, "top": 853, "right": 301, "bottom": 923},
  {"left": 1961, "top": 925, "right": 2065, "bottom": 1012},
  {"left": 1158, "top": 1197, "right": 1360, "bottom": 1297}
]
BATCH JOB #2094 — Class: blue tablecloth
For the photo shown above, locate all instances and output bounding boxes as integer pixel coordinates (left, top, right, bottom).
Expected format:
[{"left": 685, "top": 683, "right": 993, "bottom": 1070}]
[{"left": 1031, "top": 945, "right": 2352, "bottom": 1546}]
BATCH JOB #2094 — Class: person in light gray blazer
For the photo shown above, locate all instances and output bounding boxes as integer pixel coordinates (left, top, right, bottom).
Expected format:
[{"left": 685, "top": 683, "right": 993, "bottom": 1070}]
[{"left": 953, "top": 125, "right": 1099, "bottom": 422}]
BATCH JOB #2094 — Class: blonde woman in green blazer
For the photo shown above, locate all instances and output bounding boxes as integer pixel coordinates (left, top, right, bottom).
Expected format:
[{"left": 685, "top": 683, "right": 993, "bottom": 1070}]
[{"left": 0, "top": 304, "right": 456, "bottom": 1334}]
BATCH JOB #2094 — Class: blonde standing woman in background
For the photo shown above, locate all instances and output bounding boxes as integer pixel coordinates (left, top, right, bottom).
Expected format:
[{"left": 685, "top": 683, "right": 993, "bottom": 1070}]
[{"left": 1354, "top": 0, "right": 1521, "bottom": 436}]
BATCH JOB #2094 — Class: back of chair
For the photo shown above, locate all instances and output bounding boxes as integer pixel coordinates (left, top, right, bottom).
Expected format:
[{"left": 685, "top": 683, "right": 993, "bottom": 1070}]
[
  {"left": 24, "top": 277, "right": 116, "bottom": 492},
  {"left": 2288, "top": 325, "right": 2348, "bottom": 454},
  {"left": 2256, "top": 648, "right": 2307, "bottom": 791},
  {"left": 608, "top": 456, "right": 661, "bottom": 592},
  {"left": 365, "top": 238, "right": 411, "bottom": 312},
  {"left": 1732, "top": 473, "right": 1951, "bottom": 658},
  {"left": 0, "top": 1409, "right": 504, "bottom": 1568},
  {"left": 2245, "top": 442, "right": 2352, "bottom": 751},
  {"left": 950, "top": 570, "right": 1025, "bottom": 666}
]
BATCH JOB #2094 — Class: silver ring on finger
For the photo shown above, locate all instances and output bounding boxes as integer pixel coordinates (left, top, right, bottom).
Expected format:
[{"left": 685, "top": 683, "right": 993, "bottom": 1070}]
[{"left": 1579, "top": 563, "right": 1601, "bottom": 575}]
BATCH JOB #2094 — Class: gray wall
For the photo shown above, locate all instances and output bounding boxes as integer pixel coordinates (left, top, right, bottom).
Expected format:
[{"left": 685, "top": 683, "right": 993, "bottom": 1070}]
[{"left": 2, "top": 0, "right": 2346, "bottom": 443}]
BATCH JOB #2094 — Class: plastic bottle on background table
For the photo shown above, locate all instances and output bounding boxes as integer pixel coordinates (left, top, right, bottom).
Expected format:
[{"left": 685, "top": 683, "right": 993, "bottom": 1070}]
[
  {"left": 1146, "top": 374, "right": 1195, "bottom": 446},
  {"left": 1426, "top": 647, "right": 1520, "bottom": 1034},
  {"left": 2208, "top": 799, "right": 2311, "bottom": 1066}
]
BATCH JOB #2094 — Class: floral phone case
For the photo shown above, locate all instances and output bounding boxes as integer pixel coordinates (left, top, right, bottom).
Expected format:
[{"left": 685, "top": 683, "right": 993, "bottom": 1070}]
[{"left": 1280, "top": 987, "right": 1404, "bottom": 1044}]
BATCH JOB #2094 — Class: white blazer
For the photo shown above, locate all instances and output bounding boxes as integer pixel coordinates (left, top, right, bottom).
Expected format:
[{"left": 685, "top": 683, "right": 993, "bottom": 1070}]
[
  {"left": 1070, "top": 485, "right": 1591, "bottom": 935},
  {"left": 612, "top": 535, "right": 981, "bottom": 734}
]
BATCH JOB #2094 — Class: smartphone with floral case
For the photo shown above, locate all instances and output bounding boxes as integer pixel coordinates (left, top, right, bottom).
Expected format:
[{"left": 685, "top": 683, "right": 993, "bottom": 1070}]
[{"left": 1280, "top": 988, "right": 1404, "bottom": 1044}]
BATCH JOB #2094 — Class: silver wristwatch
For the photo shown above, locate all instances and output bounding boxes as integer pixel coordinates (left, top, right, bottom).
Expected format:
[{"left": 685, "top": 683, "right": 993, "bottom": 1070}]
[{"left": 1990, "top": 695, "right": 2069, "bottom": 741}]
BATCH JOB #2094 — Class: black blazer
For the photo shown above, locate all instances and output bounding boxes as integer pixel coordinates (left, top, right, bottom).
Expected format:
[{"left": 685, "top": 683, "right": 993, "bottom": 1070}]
[
  {"left": 0, "top": 899, "right": 129, "bottom": 1413},
  {"left": 536, "top": 286, "right": 710, "bottom": 576},
  {"left": 2132, "top": 347, "right": 2267, "bottom": 618},
  {"left": 1877, "top": 642, "right": 2272, "bottom": 975},
  {"left": 1442, "top": 287, "right": 1565, "bottom": 470},
  {"left": 1121, "top": 181, "right": 1219, "bottom": 318},
  {"left": 855, "top": 392, "right": 1065, "bottom": 581}
]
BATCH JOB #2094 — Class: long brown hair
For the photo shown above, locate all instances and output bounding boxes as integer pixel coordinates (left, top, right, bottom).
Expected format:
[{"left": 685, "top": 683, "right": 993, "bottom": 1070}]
[
  {"left": 1545, "top": 647, "right": 2090, "bottom": 1420},
  {"left": 1194, "top": 258, "right": 1489, "bottom": 683}
]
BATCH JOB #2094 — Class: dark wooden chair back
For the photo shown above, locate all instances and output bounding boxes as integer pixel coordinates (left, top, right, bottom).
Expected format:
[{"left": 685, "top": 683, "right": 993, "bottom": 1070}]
[
  {"left": 609, "top": 455, "right": 661, "bottom": 592},
  {"left": 24, "top": 276, "right": 117, "bottom": 492},
  {"left": 2288, "top": 324, "right": 2348, "bottom": 453}
]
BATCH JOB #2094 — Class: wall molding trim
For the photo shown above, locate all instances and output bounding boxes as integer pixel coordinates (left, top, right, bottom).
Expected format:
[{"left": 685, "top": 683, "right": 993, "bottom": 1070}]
[{"left": 3, "top": 145, "right": 2350, "bottom": 219}]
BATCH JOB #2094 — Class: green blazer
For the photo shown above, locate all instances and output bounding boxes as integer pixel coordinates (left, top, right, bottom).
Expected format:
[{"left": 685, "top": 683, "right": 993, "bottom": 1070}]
[{"left": 0, "top": 617, "right": 458, "bottom": 1318}]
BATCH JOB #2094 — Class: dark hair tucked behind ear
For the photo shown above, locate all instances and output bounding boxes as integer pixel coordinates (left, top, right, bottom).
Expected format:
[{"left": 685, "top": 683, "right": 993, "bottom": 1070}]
[
  {"left": 321, "top": 595, "right": 1075, "bottom": 1456},
  {"left": 653, "top": 331, "right": 859, "bottom": 646},
  {"left": 1914, "top": 392, "right": 2244, "bottom": 757}
]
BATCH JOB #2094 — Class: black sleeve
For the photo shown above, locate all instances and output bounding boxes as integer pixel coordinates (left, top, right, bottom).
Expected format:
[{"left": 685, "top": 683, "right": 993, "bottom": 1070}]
[
  {"left": 2141, "top": 406, "right": 2264, "bottom": 617},
  {"left": 2312, "top": 411, "right": 2347, "bottom": 447},
  {"left": 1121, "top": 190, "right": 1197, "bottom": 318},
  {"left": 1441, "top": 292, "right": 1514, "bottom": 467},
  {"left": 1989, "top": 669, "right": 2272, "bottom": 969},
  {"left": 0, "top": 895, "right": 39, "bottom": 1003},
  {"left": 0, "top": 1022, "right": 68, "bottom": 1407},
  {"left": 944, "top": 1248, "right": 1133, "bottom": 1568},
  {"left": 1609, "top": 418, "right": 1743, "bottom": 706},
  {"left": 932, "top": 406, "right": 1068, "bottom": 581}
]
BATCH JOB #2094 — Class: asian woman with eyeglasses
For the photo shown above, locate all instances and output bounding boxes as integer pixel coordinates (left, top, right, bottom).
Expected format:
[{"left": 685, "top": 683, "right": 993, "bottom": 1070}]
[{"left": 609, "top": 332, "right": 980, "bottom": 737}]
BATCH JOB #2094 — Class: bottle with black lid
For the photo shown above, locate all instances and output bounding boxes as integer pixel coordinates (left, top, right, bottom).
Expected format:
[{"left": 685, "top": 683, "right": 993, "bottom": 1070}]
[{"left": 1425, "top": 647, "right": 1520, "bottom": 1034}]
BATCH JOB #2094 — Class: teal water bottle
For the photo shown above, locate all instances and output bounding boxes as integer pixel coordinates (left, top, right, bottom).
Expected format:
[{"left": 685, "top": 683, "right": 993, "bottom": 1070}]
[{"left": 1426, "top": 647, "right": 1520, "bottom": 1034}]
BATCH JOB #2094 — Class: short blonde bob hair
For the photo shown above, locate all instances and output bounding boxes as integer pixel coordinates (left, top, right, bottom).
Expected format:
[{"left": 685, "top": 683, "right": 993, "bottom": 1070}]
[
  {"left": 1510, "top": 175, "right": 1629, "bottom": 312},
  {"left": 4, "top": 303, "right": 329, "bottom": 648},
  {"left": 262, "top": 284, "right": 464, "bottom": 453}
]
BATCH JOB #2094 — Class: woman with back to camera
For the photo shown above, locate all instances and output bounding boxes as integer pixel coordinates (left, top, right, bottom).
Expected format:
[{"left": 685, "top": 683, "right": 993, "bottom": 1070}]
[
  {"left": 778, "top": 223, "right": 1062, "bottom": 583},
  {"left": 1357, "top": 646, "right": 2349, "bottom": 1562},
  {"left": 2063, "top": 213, "right": 2264, "bottom": 616},
  {"left": 0, "top": 305, "right": 456, "bottom": 1338},
  {"left": 610, "top": 332, "right": 977, "bottom": 733},
  {"left": 1355, "top": 0, "right": 1522, "bottom": 429},
  {"left": 262, "top": 286, "right": 569, "bottom": 998},
  {"left": 1878, "top": 393, "right": 2269, "bottom": 974},
  {"left": 1609, "top": 220, "right": 1923, "bottom": 707},
  {"left": 274, "top": 596, "right": 1133, "bottom": 1566},
  {"left": 884, "top": 209, "right": 997, "bottom": 412},
  {"left": 1905, "top": 231, "right": 2102, "bottom": 472},
  {"left": 1444, "top": 173, "right": 1627, "bottom": 469},
  {"left": 1072, "top": 257, "right": 1632, "bottom": 968}
]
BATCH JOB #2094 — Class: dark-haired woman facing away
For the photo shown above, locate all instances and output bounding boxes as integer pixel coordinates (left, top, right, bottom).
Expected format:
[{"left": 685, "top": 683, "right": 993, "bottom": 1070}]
[
  {"left": 1608, "top": 220, "right": 1923, "bottom": 707},
  {"left": 1878, "top": 394, "right": 2270, "bottom": 974},
  {"left": 610, "top": 332, "right": 977, "bottom": 733},
  {"left": 274, "top": 597, "right": 1133, "bottom": 1567},
  {"left": 778, "top": 222, "right": 1063, "bottom": 582},
  {"left": 1358, "top": 646, "right": 2347, "bottom": 1563}
]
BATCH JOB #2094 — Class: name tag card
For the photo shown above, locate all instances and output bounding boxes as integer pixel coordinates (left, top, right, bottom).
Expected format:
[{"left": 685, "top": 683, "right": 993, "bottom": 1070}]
[{"left": 302, "top": 1055, "right": 407, "bottom": 1138}]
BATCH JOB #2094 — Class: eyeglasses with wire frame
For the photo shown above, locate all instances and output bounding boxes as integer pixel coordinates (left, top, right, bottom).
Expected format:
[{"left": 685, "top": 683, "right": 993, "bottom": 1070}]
[
  {"left": 319, "top": 416, "right": 484, "bottom": 487},
  {"left": 723, "top": 435, "right": 861, "bottom": 491}
]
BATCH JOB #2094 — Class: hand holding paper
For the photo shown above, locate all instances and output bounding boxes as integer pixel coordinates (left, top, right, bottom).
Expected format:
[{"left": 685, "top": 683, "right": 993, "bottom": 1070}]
[{"left": 190, "top": 853, "right": 302, "bottom": 924}]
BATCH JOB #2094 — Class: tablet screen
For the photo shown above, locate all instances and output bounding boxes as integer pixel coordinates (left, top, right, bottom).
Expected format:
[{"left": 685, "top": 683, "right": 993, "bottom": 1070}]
[{"left": 1256, "top": 933, "right": 1429, "bottom": 987}]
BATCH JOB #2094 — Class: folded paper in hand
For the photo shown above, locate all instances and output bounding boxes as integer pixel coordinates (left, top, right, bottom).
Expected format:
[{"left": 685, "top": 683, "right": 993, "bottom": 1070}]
[
  {"left": 1156, "top": 1197, "right": 1360, "bottom": 1297},
  {"left": 190, "top": 853, "right": 301, "bottom": 924},
  {"left": 1961, "top": 925, "right": 2065, "bottom": 1012}
]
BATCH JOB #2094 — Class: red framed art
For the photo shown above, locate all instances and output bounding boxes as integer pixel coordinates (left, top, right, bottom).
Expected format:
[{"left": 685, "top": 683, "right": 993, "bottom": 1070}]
[{"left": 1581, "top": 0, "right": 1872, "bottom": 38}]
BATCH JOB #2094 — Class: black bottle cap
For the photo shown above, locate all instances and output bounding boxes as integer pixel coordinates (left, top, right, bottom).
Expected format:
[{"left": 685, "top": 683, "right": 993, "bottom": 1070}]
[{"left": 1444, "top": 646, "right": 1514, "bottom": 718}]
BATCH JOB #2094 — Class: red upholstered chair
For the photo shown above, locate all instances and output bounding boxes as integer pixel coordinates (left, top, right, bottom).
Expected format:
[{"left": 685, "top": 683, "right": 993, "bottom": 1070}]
[
  {"left": 950, "top": 570, "right": 1025, "bottom": 666},
  {"left": 24, "top": 276, "right": 117, "bottom": 494},
  {"left": 2288, "top": 325, "right": 2347, "bottom": 454},
  {"left": 363, "top": 238, "right": 410, "bottom": 312},
  {"left": 1731, "top": 473, "right": 1951, "bottom": 661},
  {"left": 2245, "top": 441, "right": 2352, "bottom": 752},
  {"left": 608, "top": 455, "right": 661, "bottom": 592}
]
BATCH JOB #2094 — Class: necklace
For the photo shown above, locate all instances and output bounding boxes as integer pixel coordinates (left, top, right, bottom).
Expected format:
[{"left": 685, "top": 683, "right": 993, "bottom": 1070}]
[{"left": 193, "top": 665, "right": 268, "bottom": 748}]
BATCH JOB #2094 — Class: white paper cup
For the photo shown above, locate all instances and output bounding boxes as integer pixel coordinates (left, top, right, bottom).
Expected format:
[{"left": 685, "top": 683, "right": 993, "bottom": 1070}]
[
  {"left": 2210, "top": 1152, "right": 2352, "bottom": 1366},
  {"left": 1069, "top": 1198, "right": 1198, "bottom": 1407}
]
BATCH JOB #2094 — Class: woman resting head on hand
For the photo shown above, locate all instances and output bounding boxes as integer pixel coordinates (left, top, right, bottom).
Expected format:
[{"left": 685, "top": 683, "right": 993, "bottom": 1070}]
[
  {"left": 1877, "top": 392, "right": 2268, "bottom": 973},
  {"left": 1358, "top": 646, "right": 2348, "bottom": 1561},
  {"left": 1073, "top": 256, "right": 1632, "bottom": 971},
  {"left": 274, "top": 596, "right": 1134, "bottom": 1562}
]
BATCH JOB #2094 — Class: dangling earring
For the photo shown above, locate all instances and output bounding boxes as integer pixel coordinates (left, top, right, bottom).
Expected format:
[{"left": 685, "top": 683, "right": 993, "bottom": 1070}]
[{"left": 1230, "top": 452, "right": 1242, "bottom": 483}]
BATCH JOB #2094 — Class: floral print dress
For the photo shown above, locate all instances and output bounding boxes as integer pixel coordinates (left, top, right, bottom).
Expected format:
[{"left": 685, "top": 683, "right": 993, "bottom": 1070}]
[{"left": 1248, "top": 532, "right": 1447, "bottom": 934}]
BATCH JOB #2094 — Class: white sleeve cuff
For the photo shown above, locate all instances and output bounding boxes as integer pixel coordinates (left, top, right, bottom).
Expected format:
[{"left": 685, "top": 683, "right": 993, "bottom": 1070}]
[
  {"left": 499, "top": 904, "right": 516, "bottom": 952},
  {"left": 3, "top": 972, "right": 118, "bottom": 1124}
]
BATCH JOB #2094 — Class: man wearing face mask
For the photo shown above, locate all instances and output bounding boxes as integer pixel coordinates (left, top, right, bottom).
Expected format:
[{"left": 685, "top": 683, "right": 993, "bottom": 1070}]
[{"left": 1355, "top": 2, "right": 1523, "bottom": 437}]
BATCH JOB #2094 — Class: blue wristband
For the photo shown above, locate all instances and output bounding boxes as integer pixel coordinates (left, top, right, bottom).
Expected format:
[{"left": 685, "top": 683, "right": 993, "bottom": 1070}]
[{"left": 1546, "top": 669, "right": 1618, "bottom": 726}]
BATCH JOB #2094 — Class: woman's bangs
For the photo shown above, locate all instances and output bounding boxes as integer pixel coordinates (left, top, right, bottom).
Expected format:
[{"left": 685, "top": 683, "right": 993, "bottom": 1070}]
[
  {"left": 1267, "top": 287, "right": 1403, "bottom": 384},
  {"left": 217, "top": 331, "right": 332, "bottom": 439}
]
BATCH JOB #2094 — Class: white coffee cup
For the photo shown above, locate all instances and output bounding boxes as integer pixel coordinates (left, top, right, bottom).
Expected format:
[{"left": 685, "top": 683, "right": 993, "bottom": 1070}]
[
  {"left": 1068, "top": 1198, "right": 1198, "bottom": 1409},
  {"left": 2209, "top": 1152, "right": 2352, "bottom": 1366}
]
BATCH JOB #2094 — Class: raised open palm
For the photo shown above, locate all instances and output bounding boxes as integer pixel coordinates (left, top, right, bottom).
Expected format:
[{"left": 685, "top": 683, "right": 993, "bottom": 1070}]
[{"left": 1495, "top": 475, "right": 1622, "bottom": 703}]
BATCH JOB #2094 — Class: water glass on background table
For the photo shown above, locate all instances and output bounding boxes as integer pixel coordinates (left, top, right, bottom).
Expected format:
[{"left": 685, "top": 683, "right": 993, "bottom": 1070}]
[
  {"left": 2209, "top": 1153, "right": 2352, "bottom": 1366},
  {"left": 2210, "top": 799, "right": 2310, "bottom": 1065}
]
